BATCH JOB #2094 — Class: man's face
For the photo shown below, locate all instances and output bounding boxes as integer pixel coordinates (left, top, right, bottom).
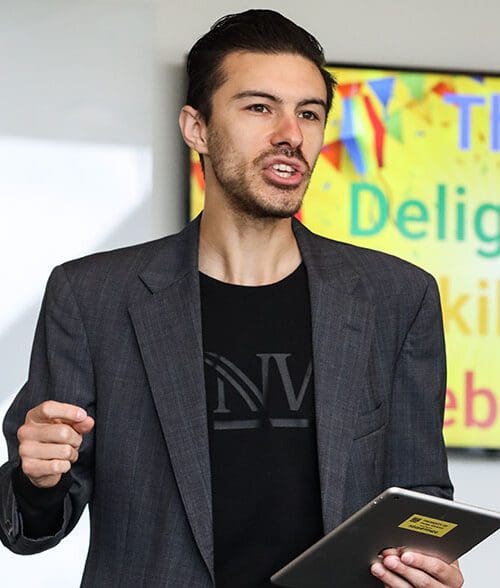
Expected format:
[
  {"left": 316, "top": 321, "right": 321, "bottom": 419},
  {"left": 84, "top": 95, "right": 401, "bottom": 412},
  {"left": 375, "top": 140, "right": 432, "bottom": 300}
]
[{"left": 203, "top": 51, "right": 328, "bottom": 219}]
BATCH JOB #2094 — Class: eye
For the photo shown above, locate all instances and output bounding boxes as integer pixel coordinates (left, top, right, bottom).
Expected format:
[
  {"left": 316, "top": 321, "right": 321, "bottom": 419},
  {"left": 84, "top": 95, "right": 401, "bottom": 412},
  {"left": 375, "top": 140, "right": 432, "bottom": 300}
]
[
  {"left": 247, "top": 104, "right": 271, "bottom": 114},
  {"left": 298, "top": 110, "right": 320, "bottom": 121}
]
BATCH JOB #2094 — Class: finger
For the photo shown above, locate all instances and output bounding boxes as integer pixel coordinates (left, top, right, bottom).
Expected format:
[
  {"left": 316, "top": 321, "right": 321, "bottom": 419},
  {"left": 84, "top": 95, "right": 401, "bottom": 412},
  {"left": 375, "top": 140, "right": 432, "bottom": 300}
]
[
  {"left": 371, "top": 561, "right": 412, "bottom": 588},
  {"left": 400, "top": 552, "right": 464, "bottom": 586},
  {"left": 72, "top": 416, "right": 95, "bottom": 435},
  {"left": 450, "top": 561, "right": 462, "bottom": 574},
  {"left": 22, "top": 457, "right": 72, "bottom": 481},
  {"left": 27, "top": 400, "right": 88, "bottom": 425},
  {"left": 18, "top": 423, "right": 83, "bottom": 448},
  {"left": 380, "top": 547, "right": 405, "bottom": 558},
  {"left": 383, "top": 554, "right": 442, "bottom": 587},
  {"left": 19, "top": 441, "right": 79, "bottom": 463}
]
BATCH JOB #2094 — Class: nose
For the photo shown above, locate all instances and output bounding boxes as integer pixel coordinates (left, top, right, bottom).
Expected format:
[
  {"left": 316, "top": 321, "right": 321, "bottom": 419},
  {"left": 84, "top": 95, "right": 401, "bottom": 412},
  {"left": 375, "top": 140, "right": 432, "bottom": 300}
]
[{"left": 270, "top": 113, "right": 303, "bottom": 150}]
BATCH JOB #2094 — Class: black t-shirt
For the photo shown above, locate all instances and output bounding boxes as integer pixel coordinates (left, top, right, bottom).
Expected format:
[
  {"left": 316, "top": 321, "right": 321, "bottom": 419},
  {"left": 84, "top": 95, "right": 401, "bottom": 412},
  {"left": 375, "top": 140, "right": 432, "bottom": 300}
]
[{"left": 200, "top": 263, "right": 323, "bottom": 588}]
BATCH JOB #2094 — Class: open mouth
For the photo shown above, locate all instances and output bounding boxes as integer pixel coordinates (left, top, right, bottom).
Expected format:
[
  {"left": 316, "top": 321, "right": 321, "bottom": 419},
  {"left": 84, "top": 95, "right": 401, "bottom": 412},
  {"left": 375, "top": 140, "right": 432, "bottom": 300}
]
[
  {"left": 271, "top": 163, "right": 297, "bottom": 178},
  {"left": 263, "top": 161, "right": 305, "bottom": 187}
]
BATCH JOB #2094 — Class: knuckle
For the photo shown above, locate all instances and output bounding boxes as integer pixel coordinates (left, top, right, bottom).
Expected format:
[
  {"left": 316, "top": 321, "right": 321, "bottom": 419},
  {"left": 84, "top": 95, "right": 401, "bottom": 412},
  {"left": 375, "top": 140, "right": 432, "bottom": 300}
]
[
  {"left": 18, "top": 442, "right": 29, "bottom": 458},
  {"left": 17, "top": 424, "right": 28, "bottom": 441},
  {"left": 429, "top": 559, "right": 444, "bottom": 576},
  {"left": 21, "top": 458, "right": 35, "bottom": 476},
  {"left": 58, "top": 425, "right": 72, "bottom": 442},
  {"left": 61, "top": 460, "right": 71, "bottom": 473},
  {"left": 51, "top": 460, "right": 67, "bottom": 474},
  {"left": 41, "top": 400, "right": 54, "bottom": 417}
]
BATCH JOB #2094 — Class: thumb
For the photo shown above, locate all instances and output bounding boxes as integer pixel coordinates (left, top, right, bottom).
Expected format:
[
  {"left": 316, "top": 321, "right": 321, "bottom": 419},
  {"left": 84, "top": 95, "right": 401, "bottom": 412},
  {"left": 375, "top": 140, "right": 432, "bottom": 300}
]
[{"left": 72, "top": 415, "right": 95, "bottom": 435}]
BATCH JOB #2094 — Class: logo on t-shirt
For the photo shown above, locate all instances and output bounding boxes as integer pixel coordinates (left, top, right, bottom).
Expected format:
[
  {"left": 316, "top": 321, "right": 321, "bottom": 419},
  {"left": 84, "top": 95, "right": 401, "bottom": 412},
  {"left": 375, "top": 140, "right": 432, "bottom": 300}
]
[{"left": 204, "top": 352, "right": 313, "bottom": 430}]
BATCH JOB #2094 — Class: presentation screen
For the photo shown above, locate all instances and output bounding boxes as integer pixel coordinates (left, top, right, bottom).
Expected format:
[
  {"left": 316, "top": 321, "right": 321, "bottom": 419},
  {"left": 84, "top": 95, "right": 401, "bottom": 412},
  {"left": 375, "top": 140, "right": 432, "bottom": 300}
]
[{"left": 189, "top": 63, "right": 500, "bottom": 450}]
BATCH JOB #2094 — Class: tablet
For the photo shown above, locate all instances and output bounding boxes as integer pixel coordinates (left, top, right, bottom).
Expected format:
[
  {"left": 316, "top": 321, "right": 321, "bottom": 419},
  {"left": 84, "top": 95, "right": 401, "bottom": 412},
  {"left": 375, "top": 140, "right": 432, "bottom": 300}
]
[{"left": 271, "top": 487, "right": 500, "bottom": 588}]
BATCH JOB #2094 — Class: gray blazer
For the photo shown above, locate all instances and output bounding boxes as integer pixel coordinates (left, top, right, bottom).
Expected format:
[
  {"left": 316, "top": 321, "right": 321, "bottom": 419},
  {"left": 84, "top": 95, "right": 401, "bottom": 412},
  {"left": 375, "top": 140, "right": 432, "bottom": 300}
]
[{"left": 0, "top": 216, "right": 452, "bottom": 587}]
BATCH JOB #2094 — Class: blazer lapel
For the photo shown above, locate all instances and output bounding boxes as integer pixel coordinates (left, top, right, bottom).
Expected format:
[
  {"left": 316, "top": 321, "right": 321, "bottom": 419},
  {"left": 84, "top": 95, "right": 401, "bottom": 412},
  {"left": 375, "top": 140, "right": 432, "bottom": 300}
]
[
  {"left": 128, "top": 218, "right": 214, "bottom": 580},
  {"left": 293, "top": 220, "right": 376, "bottom": 533},
  {"left": 127, "top": 215, "right": 375, "bottom": 576}
]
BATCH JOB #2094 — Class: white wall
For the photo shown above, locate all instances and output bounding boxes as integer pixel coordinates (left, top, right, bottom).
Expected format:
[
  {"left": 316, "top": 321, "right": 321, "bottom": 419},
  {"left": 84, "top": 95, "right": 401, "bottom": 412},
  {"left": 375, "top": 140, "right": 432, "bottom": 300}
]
[
  {"left": 0, "top": 1, "right": 154, "bottom": 585},
  {"left": 1, "top": 0, "right": 498, "bottom": 586}
]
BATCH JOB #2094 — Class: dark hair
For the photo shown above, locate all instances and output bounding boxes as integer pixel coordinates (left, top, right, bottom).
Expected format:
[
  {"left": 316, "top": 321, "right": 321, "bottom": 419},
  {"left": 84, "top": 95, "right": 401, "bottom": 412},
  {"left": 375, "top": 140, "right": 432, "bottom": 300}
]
[{"left": 186, "top": 9, "right": 337, "bottom": 123}]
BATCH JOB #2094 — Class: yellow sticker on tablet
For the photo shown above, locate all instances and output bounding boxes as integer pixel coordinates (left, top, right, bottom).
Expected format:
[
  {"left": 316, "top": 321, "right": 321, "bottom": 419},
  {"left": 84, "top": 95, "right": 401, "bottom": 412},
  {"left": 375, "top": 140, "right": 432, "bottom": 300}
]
[{"left": 398, "top": 514, "right": 457, "bottom": 537}]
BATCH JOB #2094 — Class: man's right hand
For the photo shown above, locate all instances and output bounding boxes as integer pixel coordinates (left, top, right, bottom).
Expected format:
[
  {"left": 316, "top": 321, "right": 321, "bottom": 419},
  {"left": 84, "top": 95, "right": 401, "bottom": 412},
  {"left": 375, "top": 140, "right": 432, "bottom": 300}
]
[{"left": 17, "top": 400, "right": 95, "bottom": 488}]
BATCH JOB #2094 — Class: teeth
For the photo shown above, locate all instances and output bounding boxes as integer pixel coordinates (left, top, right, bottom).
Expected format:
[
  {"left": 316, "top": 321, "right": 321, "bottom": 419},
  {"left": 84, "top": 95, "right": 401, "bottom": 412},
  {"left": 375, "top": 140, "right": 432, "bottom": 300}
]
[
  {"left": 272, "top": 163, "right": 295, "bottom": 173},
  {"left": 275, "top": 170, "right": 292, "bottom": 178}
]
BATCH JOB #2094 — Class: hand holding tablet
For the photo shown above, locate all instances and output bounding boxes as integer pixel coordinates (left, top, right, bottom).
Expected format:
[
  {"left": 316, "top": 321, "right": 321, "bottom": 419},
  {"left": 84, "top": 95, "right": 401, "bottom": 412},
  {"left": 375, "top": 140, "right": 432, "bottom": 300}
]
[
  {"left": 271, "top": 487, "right": 500, "bottom": 588},
  {"left": 371, "top": 546, "right": 463, "bottom": 587}
]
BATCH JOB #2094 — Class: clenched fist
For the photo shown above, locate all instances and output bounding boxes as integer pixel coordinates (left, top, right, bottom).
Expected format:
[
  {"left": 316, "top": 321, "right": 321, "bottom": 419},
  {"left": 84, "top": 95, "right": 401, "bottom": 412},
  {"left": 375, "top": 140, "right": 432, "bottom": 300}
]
[{"left": 17, "top": 400, "right": 95, "bottom": 488}]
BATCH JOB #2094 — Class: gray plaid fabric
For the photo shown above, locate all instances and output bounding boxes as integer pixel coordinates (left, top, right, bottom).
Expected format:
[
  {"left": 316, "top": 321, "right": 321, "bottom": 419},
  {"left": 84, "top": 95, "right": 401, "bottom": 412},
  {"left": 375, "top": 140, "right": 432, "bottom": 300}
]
[{"left": 0, "top": 216, "right": 452, "bottom": 587}]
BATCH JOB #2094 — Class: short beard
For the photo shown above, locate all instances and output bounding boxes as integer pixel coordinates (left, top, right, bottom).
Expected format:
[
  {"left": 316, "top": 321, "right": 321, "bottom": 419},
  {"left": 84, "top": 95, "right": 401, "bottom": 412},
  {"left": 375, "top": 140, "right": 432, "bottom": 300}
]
[{"left": 207, "top": 130, "right": 312, "bottom": 220}]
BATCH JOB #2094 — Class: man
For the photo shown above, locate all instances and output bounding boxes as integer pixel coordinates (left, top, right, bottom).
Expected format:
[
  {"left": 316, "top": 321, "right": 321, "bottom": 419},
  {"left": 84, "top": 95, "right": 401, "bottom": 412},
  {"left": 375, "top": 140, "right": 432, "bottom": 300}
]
[{"left": 0, "top": 9, "right": 463, "bottom": 588}]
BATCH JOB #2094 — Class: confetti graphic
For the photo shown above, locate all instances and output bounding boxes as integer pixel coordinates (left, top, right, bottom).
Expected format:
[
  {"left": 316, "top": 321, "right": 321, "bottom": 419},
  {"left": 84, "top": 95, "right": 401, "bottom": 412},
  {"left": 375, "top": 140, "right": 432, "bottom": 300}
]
[{"left": 189, "top": 65, "right": 500, "bottom": 449}]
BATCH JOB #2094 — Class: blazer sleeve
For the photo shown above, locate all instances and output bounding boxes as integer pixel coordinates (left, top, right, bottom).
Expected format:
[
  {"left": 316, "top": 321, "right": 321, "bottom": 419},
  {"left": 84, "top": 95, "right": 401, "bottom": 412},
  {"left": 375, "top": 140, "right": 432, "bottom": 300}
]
[
  {"left": 0, "top": 264, "right": 95, "bottom": 554},
  {"left": 384, "top": 274, "right": 454, "bottom": 499}
]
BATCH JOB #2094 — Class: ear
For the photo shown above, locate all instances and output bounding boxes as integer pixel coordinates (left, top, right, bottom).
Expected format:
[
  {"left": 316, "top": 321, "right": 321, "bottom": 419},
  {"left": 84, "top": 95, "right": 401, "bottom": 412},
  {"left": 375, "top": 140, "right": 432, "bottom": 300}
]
[{"left": 179, "top": 105, "right": 208, "bottom": 155}]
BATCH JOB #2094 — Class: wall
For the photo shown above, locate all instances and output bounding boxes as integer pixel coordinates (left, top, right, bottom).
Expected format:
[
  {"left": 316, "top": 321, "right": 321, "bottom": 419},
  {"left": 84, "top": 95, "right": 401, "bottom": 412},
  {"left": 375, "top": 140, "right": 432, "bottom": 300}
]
[
  {"left": 0, "top": 1, "right": 154, "bottom": 585},
  {"left": 0, "top": 0, "right": 498, "bottom": 585}
]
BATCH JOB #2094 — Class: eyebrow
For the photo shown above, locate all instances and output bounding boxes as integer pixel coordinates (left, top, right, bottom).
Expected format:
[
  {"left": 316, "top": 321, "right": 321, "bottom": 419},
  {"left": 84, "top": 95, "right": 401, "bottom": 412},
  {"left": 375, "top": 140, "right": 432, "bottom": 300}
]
[{"left": 231, "top": 91, "right": 327, "bottom": 113}]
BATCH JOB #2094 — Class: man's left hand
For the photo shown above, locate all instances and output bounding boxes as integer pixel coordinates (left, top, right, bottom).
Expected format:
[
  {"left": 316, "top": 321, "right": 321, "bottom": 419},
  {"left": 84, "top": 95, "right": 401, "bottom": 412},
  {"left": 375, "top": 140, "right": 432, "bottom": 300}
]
[{"left": 370, "top": 548, "right": 464, "bottom": 587}]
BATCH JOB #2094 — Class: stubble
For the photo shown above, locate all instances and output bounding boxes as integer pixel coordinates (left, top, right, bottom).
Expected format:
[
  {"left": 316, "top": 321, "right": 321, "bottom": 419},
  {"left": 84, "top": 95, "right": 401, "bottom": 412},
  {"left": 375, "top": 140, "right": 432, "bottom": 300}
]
[{"left": 206, "top": 128, "right": 314, "bottom": 220}]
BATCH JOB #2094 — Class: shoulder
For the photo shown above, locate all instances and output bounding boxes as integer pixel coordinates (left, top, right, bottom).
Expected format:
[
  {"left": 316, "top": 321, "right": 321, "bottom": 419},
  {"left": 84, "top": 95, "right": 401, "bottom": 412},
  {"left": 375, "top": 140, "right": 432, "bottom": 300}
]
[
  {"left": 62, "top": 234, "right": 172, "bottom": 274},
  {"left": 43, "top": 227, "right": 187, "bottom": 312},
  {"left": 303, "top": 228, "right": 437, "bottom": 301},
  {"left": 52, "top": 235, "right": 167, "bottom": 287},
  {"left": 309, "top": 233, "right": 443, "bottom": 337}
]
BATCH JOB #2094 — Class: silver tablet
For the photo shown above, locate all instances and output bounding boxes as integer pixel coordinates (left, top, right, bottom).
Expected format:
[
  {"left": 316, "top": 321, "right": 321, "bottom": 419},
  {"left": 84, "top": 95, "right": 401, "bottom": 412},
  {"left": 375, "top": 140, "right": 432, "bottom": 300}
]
[{"left": 271, "top": 487, "right": 500, "bottom": 588}]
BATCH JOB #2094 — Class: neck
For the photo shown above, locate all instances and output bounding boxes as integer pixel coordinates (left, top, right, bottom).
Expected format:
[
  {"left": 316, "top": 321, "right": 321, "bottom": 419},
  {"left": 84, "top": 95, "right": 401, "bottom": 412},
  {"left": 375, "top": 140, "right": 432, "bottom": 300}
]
[{"left": 198, "top": 206, "right": 301, "bottom": 286}]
